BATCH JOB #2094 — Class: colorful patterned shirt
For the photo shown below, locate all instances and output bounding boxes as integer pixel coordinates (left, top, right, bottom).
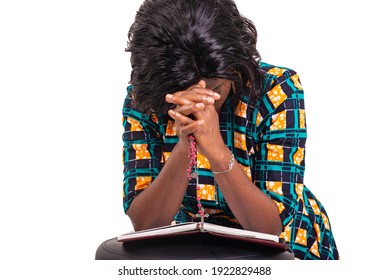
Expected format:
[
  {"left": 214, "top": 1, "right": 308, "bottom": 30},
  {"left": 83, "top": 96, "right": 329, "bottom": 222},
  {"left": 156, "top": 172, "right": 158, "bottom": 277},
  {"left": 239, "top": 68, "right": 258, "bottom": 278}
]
[{"left": 122, "top": 62, "right": 339, "bottom": 260}]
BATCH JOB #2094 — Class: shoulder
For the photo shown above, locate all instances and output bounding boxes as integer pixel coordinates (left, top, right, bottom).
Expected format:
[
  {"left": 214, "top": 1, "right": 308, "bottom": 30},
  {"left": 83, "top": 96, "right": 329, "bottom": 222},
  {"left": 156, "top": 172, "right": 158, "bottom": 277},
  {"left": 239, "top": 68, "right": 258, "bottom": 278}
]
[
  {"left": 122, "top": 85, "right": 164, "bottom": 133},
  {"left": 259, "top": 62, "right": 302, "bottom": 92},
  {"left": 257, "top": 61, "right": 304, "bottom": 109},
  {"left": 243, "top": 62, "right": 305, "bottom": 129},
  {"left": 123, "top": 85, "right": 147, "bottom": 120}
]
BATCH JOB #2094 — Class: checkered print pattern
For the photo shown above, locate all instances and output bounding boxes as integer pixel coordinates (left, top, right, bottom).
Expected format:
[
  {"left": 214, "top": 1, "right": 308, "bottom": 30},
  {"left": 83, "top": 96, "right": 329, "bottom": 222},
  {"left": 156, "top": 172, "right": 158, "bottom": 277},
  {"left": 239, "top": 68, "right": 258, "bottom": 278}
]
[{"left": 122, "top": 62, "right": 339, "bottom": 259}]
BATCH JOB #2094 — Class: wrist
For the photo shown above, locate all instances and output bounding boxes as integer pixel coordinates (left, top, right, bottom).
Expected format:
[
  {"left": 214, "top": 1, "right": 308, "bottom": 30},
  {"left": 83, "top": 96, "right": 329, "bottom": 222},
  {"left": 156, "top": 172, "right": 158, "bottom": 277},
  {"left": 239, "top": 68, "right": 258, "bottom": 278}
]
[
  {"left": 212, "top": 152, "right": 235, "bottom": 174},
  {"left": 207, "top": 146, "right": 233, "bottom": 172},
  {"left": 175, "top": 138, "right": 190, "bottom": 153}
]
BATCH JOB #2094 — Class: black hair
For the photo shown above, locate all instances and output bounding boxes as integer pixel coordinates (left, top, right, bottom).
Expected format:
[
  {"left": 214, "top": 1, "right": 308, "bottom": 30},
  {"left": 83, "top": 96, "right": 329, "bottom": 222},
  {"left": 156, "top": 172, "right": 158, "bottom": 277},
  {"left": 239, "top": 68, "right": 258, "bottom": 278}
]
[{"left": 126, "top": 0, "right": 264, "bottom": 113}]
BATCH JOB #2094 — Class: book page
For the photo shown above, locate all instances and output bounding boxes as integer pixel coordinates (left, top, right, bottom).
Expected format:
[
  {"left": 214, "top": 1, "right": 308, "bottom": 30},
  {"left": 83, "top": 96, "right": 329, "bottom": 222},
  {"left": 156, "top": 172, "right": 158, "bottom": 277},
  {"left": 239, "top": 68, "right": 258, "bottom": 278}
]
[
  {"left": 203, "top": 223, "right": 279, "bottom": 242},
  {"left": 117, "top": 222, "right": 198, "bottom": 241}
]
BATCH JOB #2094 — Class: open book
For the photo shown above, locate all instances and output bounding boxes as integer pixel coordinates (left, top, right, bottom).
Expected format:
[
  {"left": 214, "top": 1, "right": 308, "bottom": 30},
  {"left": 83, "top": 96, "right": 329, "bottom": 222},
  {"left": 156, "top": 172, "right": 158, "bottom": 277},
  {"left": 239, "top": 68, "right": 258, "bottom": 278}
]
[{"left": 117, "top": 222, "right": 280, "bottom": 244}]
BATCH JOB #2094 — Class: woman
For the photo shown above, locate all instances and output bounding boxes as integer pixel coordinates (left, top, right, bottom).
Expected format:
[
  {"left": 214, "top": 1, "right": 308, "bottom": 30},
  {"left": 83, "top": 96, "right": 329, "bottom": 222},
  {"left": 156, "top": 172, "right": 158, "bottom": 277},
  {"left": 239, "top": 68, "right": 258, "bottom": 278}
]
[{"left": 122, "top": 0, "right": 339, "bottom": 260}]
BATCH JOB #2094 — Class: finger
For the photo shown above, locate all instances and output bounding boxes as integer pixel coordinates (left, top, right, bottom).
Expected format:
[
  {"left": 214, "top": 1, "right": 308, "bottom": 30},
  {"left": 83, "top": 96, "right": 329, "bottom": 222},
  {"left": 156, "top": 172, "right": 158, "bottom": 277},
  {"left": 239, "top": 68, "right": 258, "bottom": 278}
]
[
  {"left": 165, "top": 94, "right": 194, "bottom": 106},
  {"left": 192, "top": 103, "right": 217, "bottom": 120},
  {"left": 190, "top": 87, "right": 221, "bottom": 100},
  {"left": 166, "top": 92, "right": 215, "bottom": 105},
  {"left": 177, "top": 89, "right": 218, "bottom": 104},
  {"left": 197, "top": 80, "right": 206, "bottom": 89},
  {"left": 168, "top": 109, "right": 195, "bottom": 125},
  {"left": 187, "top": 80, "right": 206, "bottom": 90},
  {"left": 175, "top": 103, "right": 205, "bottom": 116},
  {"left": 181, "top": 91, "right": 216, "bottom": 105},
  {"left": 187, "top": 82, "right": 221, "bottom": 99},
  {"left": 187, "top": 84, "right": 203, "bottom": 91},
  {"left": 172, "top": 81, "right": 220, "bottom": 99},
  {"left": 180, "top": 120, "right": 205, "bottom": 135}
]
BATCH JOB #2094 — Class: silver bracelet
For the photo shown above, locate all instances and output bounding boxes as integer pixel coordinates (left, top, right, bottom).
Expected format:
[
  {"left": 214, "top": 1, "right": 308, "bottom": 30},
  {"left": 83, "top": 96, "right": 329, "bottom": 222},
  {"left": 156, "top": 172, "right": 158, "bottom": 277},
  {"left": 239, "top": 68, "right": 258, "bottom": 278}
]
[{"left": 212, "top": 153, "right": 235, "bottom": 174}]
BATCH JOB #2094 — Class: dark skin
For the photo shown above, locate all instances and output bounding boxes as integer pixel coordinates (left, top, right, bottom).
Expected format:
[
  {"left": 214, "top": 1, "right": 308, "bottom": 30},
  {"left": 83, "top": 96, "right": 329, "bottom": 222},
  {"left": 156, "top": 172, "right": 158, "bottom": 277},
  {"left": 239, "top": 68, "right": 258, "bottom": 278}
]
[{"left": 127, "top": 79, "right": 283, "bottom": 236}]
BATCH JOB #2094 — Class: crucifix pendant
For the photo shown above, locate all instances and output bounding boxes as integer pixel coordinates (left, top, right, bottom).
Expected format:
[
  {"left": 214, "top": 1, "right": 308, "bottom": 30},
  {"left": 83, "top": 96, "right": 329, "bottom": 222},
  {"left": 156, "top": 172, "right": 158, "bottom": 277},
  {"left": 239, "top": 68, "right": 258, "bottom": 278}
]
[{"left": 195, "top": 208, "right": 209, "bottom": 231}]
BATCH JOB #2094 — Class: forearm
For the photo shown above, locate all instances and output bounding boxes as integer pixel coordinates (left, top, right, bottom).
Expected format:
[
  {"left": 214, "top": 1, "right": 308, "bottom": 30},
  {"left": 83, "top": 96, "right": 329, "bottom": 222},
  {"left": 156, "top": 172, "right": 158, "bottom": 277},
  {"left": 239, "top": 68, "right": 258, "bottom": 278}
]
[
  {"left": 209, "top": 148, "right": 283, "bottom": 236},
  {"left": 127, "top": 140, "right": 190, "bottom": 231}
]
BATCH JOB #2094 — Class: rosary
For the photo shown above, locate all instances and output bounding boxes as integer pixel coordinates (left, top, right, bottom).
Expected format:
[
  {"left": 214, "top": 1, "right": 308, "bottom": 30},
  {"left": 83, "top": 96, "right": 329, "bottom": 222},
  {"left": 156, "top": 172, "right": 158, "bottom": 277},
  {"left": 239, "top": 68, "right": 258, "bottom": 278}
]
[{"left": 187, "top": 135, "right": 209, "bottom": 229}]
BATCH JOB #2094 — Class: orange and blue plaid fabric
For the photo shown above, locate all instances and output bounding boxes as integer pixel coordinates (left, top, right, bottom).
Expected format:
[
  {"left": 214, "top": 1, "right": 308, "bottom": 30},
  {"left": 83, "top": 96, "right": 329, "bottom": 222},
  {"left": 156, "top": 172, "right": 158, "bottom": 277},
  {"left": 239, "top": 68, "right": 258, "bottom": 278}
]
[{"left": 122, "top": 62, "right": 339, "bottom": 259}]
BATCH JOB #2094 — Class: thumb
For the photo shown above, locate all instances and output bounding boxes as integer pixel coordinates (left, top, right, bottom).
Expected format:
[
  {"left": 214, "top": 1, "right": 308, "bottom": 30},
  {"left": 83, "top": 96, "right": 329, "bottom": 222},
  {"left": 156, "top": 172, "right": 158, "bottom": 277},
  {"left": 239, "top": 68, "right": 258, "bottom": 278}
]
[{"left": 197, "top": 80, "right": 206, "bottom": 88}]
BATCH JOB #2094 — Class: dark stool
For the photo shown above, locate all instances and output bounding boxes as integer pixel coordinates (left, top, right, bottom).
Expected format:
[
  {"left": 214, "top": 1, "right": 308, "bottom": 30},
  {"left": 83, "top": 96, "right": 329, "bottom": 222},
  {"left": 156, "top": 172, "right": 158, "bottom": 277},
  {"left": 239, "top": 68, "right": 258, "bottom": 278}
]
[{"left": 95, "top": 233, "right": 294, "bottom": 260}]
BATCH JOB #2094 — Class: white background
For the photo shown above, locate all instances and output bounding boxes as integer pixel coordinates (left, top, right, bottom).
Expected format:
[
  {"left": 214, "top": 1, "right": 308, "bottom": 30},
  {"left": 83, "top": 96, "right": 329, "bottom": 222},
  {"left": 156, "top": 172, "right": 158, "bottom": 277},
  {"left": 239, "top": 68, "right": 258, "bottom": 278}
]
[{"left": 0, "top": 0, "right": 388, "bottom": 279}]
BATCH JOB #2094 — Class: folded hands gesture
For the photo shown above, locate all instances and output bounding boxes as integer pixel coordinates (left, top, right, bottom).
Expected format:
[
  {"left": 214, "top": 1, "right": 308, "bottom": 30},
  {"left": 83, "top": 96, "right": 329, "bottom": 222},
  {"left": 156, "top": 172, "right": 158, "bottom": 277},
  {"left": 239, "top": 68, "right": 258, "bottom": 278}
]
[{"left": 165, "top": 81, "right": 227, "bottom": 160}]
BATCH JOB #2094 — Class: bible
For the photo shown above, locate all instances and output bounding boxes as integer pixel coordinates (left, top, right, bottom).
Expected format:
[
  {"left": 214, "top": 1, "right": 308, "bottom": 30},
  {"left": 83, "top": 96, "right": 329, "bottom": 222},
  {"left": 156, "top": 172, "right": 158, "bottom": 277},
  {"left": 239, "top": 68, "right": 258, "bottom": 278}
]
[{"left": 117, "top": 222, "right": 283, "bottom": 247}]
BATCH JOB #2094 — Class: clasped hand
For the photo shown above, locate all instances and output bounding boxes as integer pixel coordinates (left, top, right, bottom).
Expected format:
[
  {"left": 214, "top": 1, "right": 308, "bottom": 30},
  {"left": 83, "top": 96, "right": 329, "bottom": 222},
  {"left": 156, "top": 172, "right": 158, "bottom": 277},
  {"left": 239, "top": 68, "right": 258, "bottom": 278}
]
[{"left": 165, "top": 81, "right": 226, "bottom": 159}]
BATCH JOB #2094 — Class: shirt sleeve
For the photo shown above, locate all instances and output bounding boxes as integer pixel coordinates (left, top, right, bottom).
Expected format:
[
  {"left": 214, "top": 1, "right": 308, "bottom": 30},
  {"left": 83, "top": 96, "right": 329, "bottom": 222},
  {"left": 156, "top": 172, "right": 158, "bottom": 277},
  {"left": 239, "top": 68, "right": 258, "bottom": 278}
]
[
  {"left": 122, "top": 88, "right": 163, "bottom": 213},
  {"left": 253, "top": 67, "right": 307, "bottom": 229}
]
